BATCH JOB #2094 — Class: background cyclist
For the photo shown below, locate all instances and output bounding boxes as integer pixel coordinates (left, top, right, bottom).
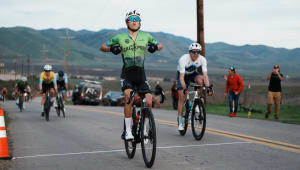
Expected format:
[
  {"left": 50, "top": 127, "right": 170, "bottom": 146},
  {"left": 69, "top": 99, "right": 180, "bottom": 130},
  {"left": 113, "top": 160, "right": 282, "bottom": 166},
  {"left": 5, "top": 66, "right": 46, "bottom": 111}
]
[
  {"left": 15, "top": 76, "right": 30, "bottom": 109},
  {"left": 55, "top": 70, "right": 68, "bottom": 110},
  {"left": 176, "top": 43, "right": 212, "bottom": 131},
  {"left": 39, "top": 65, "right": 58, "bottom": 117}
]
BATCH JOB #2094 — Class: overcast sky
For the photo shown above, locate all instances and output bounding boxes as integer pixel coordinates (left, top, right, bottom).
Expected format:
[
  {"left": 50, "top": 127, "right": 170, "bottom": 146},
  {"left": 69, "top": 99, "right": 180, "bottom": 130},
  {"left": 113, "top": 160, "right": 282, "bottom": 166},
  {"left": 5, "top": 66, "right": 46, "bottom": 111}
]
[{"left": 1, "top": 0, "right": 299, "bottom": 49}]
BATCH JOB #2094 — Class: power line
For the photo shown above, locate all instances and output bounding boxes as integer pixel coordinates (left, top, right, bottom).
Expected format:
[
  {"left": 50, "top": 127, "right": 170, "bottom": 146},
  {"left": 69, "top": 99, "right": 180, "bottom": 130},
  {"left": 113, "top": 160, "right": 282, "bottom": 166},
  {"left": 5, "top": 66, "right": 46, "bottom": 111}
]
[
  {"left": 40, "top": 44, "right": 48, "bottom": 65},
  {"left": 59, "top": 29, "right": 75, "bottom": 74}
]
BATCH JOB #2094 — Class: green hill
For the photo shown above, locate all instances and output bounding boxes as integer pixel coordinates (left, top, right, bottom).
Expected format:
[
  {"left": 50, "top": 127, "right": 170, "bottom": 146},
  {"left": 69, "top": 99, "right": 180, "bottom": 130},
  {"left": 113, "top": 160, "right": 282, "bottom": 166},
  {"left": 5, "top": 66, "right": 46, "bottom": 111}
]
[{"left": 0, "top": 26, "right": 299, "bottom": 75}]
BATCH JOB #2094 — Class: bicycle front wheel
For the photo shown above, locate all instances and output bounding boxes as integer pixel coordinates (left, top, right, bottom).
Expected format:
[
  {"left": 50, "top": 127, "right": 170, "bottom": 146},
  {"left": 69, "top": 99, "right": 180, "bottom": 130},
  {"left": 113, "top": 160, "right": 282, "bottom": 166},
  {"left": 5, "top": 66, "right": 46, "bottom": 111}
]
[
  {"left": 191, "top": 100, "right": 206, "bottom": 140},
  {"left": 124, "top": 110, "right": 137, "bottom": 159},
  {"left": 60, "top": 99, "right": 65, "bottom": 118},
  {"left": 178, "top": 101, "right": 189, "bottom": 136},
  {"left": 141, "top": 108, "right": 156, "bottom": 168},
  {"left": 19, "top": 96, "right": 23, "bottom": 112}
]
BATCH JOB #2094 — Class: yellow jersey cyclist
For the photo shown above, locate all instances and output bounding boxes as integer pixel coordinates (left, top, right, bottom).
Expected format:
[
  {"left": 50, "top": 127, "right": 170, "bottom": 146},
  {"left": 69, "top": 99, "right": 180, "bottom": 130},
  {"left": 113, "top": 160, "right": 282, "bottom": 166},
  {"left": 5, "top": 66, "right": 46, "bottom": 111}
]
[
  {"left": 100, "top": 10, "right": 163, "bottom": 140},
  {"left": 177, "top": 43, "right": 213, "bottom": 131},
  {"left": 39, "top": 64, "right": 58, "bottom": 117}
]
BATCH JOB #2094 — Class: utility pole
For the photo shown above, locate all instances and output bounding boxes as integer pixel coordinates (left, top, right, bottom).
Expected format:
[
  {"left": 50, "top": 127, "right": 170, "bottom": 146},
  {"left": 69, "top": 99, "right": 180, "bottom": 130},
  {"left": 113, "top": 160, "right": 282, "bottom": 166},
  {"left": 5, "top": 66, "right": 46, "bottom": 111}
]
[
  {"left": 27, "top": 55, "right": 30, "bottom": 78},
  {"left": 60, "top": 29, "right": 74, "bottom": 74},
  {"left": 197, "top": 0, "right": 205, "bottom": 57},
  {"left": 40, "top": 45, "right": 48, "bottom": 65},
  {"left": 0, "top": 56, "right": 4, "bottom": 74},
  {"left": 14, "top": 56, "right": 17, "bottom": 80},
  {"left": 21, "top": 55, "right": 24, "bottom": 76}
]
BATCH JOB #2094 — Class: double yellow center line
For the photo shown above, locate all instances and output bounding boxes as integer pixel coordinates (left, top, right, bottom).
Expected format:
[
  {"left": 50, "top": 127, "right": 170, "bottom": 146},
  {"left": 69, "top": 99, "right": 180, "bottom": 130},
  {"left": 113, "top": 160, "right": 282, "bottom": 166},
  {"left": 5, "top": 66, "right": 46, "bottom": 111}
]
[{"left": 66, "top": 105, "right": 300, "bottom": 153}]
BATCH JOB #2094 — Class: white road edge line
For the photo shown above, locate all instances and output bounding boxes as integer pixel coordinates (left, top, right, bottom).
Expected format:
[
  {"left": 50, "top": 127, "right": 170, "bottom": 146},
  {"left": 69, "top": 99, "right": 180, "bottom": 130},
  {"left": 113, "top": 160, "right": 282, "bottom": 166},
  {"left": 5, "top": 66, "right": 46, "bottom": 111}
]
[{"left": 12, "top": 141, "right": 251, "bottom": 160}]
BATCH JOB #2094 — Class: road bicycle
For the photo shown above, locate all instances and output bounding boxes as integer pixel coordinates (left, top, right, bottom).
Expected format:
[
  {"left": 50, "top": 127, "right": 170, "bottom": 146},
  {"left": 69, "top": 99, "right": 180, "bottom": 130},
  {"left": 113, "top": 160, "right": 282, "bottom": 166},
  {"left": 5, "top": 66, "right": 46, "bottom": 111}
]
[
  {"left": 18, "top": 93, "right": 24, "bottom": 112},
  {"left": 43, "top": 90, "right": 53, "bottom": 121},
  {"left": 55, "top": 91, "right": 65, "bottom": 118},
  {"left": 178, "top": 84, "right": 213, "bottom": 140},
  {"left": 122, "top": 89, "right": 157, "bottom": 168}
]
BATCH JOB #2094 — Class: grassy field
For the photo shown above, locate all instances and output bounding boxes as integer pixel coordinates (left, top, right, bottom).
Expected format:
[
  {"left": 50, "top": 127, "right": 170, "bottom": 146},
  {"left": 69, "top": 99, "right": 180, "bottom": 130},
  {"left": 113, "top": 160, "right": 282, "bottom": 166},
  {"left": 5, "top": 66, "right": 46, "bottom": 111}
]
[
  {"left": 205, "top": 104, "right": 300, "bottom": 124},
  {"left": 163, "top": 104, "right": 300, "bottom": 125}
]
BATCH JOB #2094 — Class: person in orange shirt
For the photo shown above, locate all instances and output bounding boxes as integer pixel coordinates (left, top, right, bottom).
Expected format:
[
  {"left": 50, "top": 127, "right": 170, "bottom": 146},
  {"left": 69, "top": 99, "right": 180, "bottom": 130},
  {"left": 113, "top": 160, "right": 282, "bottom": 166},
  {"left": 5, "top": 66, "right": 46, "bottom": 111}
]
[{"left": 224, "top": 66, "right": 243, "bottom": 117}]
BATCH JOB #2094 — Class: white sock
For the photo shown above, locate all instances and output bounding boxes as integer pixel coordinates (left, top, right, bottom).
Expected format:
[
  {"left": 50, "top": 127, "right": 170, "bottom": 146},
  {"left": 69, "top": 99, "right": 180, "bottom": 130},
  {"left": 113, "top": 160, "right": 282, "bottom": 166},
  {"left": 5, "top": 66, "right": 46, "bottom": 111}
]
[
  {"left": 178, "top": 116, "right": 183, "bottom": 124},
  {"left": 125, "top": 118, "right": 132, "bottom": 133}
]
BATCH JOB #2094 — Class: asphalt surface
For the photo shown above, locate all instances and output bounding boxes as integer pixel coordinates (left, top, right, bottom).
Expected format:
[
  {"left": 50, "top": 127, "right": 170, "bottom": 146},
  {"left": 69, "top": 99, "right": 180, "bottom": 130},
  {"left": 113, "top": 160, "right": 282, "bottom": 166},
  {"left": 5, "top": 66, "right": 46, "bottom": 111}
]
[{"left": 1, "top": 99, "right": 300, "bottom": 170}]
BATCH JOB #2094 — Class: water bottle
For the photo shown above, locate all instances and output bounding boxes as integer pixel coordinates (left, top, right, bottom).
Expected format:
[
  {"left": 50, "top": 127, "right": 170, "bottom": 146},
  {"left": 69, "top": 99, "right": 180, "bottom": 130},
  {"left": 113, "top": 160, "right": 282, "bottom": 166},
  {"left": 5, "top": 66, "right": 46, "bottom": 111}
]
[
  {"left": 248, "top": 110, "right": 251, "bottom": 118},
  {"left": 136, "top": 111, "right": 140, "bottom": 124},
  {"left": 188, "top": 101, "right": 193, "bottom": 110}
]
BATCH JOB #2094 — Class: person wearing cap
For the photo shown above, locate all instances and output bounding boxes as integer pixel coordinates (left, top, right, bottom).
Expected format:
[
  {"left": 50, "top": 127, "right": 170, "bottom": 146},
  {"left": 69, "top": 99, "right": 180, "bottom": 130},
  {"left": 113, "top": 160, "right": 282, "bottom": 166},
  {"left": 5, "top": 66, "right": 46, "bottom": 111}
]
[
  {"left": 154, "top": 81, "right": 165, "bottom": 108},
  {"left": 100, "top": 10, "right": 163, "bottom": 140},
  {"left": 224, "top": 66, "right": 243, "bottom": 117},
  {"left": 265, "top": 64, "right": 283, "bottom": 119}
]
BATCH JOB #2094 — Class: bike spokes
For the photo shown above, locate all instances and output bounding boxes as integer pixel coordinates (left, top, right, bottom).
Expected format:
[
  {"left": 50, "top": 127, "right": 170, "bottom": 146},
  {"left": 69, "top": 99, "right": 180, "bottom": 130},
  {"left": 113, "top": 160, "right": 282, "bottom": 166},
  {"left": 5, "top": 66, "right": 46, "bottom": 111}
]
[
  {"left": 141, "top": 110, "right": 156, "bottom": 168},
  {"left": 191, "top": 102, "right": 206, "bottom": 140}
]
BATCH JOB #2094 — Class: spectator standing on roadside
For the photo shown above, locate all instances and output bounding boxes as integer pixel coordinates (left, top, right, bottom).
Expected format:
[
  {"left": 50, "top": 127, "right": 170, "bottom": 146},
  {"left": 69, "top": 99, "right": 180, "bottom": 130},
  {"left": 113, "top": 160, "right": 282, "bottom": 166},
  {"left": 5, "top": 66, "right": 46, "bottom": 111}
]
[
  {"left": 224, "top": 66, "right": 243, "bottom": 117},
  {"left": 265, "top": 64, "right": 283, "bottom": 120},
  {"left": 1, "top": 87, "right": 7, "bottom": 101},
  {"left": 154, "top": 81, "right": 164, "bottom": 108},
  {"left": 171, "top": 81, "right": 179, "bottom": 110}
]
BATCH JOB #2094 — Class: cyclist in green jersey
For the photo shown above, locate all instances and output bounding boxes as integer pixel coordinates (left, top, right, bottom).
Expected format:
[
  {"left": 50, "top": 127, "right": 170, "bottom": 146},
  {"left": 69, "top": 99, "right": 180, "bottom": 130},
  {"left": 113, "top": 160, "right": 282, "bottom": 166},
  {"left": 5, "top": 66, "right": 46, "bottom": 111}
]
[
  {"left": 15, "top": 76, "right": 30, "bottom": 108},
  {"left": 100, "top": 10, "right": 163, "bottom": 140}
]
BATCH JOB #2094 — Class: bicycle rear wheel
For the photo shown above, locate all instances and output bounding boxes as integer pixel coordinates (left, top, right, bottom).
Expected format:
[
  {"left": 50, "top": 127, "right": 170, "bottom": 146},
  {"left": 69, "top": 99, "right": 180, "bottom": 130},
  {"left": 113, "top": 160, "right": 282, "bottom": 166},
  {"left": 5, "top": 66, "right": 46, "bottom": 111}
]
[
  {"left": 44, "top": 97, "right": 51, "bottom": 121},
  {"left": 19, "top": 96, "right": 23, "bottom": 112},
  {"left": 124, "top": 109, "right": 137, "bottom": 159},
  {"left": 141, "top": 108, "right": 156, "bottom": 168},
  {"left": 178, "top": 101, "right": 189, "bottom": 136},
  {"left": 191, "top": 100, "right": 206, "bottom": 140},
  {"left": 60, "top": 99, "right": 65, "bottom": 118}
]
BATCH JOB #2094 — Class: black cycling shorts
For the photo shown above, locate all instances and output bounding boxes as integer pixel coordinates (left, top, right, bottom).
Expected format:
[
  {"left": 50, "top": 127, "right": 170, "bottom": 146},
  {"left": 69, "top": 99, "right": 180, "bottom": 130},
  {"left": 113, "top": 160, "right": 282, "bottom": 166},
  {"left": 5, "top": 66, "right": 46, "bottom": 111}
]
[
  {"left": 57, "top": 80, "right": 66, "bottom": 91},
  {"left": 42, "top": 82, "right": 54, "bottom": 93},
  {"left": 120, "top": 79, "right": 151, "bottom": 93},
  {"left": 176, "top": 71, "right": 201, "bottom": 90},
  {"left": 17, "top": 88, "right": 26, "bottom": 94}
]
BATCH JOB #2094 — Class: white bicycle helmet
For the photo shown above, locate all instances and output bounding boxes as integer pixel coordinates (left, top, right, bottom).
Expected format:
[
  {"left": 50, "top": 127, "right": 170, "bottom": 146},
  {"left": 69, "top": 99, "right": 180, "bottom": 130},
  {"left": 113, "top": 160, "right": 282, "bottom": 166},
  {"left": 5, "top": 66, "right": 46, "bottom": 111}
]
[
  {"left": 125, "top": 10, "right": 141, "bottom": 21},
  {"left": 43, "top": 64, "right": 52, "bottom": 71},
  {"left": 189, "top": 43, "right": 202, "bottom": 51},
  {"left": 21, "top": 76, "right": 27, "bottom": 82}
]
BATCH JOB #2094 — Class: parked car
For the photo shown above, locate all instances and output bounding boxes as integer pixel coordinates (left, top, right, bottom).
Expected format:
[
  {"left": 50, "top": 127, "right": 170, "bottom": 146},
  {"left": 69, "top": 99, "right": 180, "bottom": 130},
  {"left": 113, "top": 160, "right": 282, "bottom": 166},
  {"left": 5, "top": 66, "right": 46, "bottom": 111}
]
[
  {"left": 72, "top": 80, "right": 103, "bottom": 105},
  {"left": 102, "top": 91, "right": 125, "bottom": 106},
  {"left": 134, "top": 94, "right": 156, "bottom": 108}
]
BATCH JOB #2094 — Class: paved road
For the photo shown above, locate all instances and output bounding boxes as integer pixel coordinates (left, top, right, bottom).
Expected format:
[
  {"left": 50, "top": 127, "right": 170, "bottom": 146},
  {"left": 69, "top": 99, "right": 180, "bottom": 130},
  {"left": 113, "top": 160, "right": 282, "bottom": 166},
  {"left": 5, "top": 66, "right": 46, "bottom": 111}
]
[{"left": 1, "top": 99, "right": 300, "bottom": 170}]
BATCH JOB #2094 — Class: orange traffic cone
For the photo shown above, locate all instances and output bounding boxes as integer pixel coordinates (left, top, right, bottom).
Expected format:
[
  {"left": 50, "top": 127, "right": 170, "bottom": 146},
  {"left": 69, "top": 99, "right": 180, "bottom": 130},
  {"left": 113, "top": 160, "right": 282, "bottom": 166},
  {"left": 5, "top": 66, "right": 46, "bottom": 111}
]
[{"left": 0, "top": 108, "right": 11, "bottom": 159}]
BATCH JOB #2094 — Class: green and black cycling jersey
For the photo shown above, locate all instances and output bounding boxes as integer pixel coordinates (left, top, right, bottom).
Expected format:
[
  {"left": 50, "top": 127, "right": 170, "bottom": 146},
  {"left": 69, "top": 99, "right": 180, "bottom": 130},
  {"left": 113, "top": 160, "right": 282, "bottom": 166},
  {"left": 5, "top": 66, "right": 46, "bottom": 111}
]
[
  {"left": 106, "top": 31, "right": 158, "bottom": 81},
  {"left": 16, "top": 81, "right": 29, "bottom": 93}
]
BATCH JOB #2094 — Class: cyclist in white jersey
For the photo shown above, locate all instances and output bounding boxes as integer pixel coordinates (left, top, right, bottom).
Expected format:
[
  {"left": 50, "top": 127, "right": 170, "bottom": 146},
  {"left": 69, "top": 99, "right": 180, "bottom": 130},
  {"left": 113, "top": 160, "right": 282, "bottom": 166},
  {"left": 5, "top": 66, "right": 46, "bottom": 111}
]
[{"left": 176, "top": 43, "right": 212, "bottom": 131}]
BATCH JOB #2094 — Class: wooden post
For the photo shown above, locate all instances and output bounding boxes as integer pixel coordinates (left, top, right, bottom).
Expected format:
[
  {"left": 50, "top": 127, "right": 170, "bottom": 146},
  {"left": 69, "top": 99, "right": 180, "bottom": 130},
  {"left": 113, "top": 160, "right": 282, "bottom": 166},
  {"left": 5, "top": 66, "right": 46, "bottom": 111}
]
[{"left": 197, "top": 0, "right": 205, "bottom": 57}]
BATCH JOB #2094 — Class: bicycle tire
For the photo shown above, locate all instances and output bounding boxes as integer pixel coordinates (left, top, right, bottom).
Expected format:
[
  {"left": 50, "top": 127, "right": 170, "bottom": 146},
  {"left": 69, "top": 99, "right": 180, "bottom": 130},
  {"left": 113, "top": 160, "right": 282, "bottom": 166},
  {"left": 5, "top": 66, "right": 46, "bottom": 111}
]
[
  {"left": 141, "top": 108, "right": 156, "bottom": 168},
  {"left": 178, "top": 101, "right": 189, "bottom": 136},
  {"left": 191, "top": 100, "right": 206, "bottom": 140},
  {"left": 56, "top": 104, "right": 60, "bottom": 117},
  {"left": 61, "top": 99, "right": 65, "bottom": 118},
  {"left": 19, "top": 96, "right": 23, "bottom": 112},
  {"left": 124, "top": 108, "right": 137, "bottom": 159},
  {"left": 44, "top": 96, "right": 51, "bottom": 121}
]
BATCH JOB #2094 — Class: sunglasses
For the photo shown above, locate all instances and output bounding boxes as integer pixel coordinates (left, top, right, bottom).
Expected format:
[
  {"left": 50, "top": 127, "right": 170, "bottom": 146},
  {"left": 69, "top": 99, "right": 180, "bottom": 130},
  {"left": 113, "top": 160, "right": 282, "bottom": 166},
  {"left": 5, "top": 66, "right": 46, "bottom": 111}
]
[
  {"left": 190, "top": 50, "right": 201, "bottom": 54},
  {"left": 274, "top": 65, "right": 280, "bottom": 69},
  {"left": 128, "top": 16, "right": 141, "bottom": 22}
]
